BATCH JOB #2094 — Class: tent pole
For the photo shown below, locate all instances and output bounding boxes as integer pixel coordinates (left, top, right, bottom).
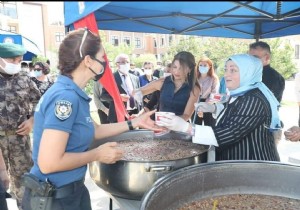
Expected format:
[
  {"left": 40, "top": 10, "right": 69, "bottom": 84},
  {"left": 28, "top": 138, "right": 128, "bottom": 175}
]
[{"left": 254, "top": 21, "right": 261, "bottom": 42}]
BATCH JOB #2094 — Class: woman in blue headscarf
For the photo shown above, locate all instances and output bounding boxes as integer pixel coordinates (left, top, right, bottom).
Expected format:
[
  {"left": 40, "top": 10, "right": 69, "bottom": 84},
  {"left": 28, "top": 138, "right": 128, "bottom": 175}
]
[{"left": 159, "top": 54, "right": 281, "bottom": 161}]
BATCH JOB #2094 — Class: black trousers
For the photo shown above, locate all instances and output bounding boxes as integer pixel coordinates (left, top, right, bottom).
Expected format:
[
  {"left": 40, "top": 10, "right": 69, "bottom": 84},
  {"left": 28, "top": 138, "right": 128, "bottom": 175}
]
[
  {"left": 0, "top": 182, "right": 8, "bottom": 210},
  {"left": 97, "top": 109, "right": 109, "bottom": 124}
]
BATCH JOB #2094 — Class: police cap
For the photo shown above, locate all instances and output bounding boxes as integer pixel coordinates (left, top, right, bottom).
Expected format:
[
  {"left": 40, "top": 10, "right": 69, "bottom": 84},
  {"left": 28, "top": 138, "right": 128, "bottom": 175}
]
[{"left": 0, "top": 43, "right": 27, "bottom": 58}]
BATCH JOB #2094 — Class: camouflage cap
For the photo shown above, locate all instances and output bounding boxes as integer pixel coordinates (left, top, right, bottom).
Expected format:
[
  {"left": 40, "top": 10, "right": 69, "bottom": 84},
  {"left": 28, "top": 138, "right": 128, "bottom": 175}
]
[{"left": 0, "top": 43, "right": 26, "bottom": 58}]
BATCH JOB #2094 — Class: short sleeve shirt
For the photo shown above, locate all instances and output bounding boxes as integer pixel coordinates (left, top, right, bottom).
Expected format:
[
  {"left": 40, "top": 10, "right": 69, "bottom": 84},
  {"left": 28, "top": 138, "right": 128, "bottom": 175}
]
[{"left": 30, "top": 75, "right": 94, "bottom": 187}]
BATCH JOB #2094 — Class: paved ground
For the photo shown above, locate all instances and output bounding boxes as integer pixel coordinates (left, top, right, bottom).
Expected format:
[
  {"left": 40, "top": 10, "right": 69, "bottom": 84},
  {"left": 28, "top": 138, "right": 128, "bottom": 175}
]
[{"left": 7, "top": 80, "right": 300, "bottom": 210}]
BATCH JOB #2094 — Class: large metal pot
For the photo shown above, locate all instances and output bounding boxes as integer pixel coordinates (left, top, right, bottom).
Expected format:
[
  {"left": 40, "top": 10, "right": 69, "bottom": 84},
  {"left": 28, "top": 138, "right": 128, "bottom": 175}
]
[
  {"left": 140, "top": 161, "right": 300, "bottom": 210},
  {"left": 89, "top": 130, "right": 209, "bottom": 200}
]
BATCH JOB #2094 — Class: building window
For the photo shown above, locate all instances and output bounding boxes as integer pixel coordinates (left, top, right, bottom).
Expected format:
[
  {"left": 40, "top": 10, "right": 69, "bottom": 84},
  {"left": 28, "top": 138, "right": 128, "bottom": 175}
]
[
  {"left": 111, "top": 36, "right": 119, "bottom": 46},
  {"left": 8, "top": 25, "right": 16, "bottom": 32},
  {"left": 154, "top": 38, "right": 157, "bottom": 48},
  {"left": 135, "top": 37, "right": 141, "bottom": 48},
  {"left": 160, "top": 37, "right": 165, "bottom": 47},
  {"left": 123, "top": 37, "right": 131, "bottom": 46},
  {"left": 0, "top": 2, "right": 18, "bottom": 19},
  {"left": 55, "top": 32, "right": 65, "bottom": 43},
  {"left": 295, "top": 44, "right": 299, "bottom": 59}
]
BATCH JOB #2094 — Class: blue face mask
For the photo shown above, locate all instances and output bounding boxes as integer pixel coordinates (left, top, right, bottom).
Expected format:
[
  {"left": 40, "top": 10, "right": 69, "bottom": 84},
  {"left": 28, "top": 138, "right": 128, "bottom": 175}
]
[
  {"left": 199, "top": 66, "right": 209, "bottom": 74},
  {"left": 34, "top": 70, "right": 42, "bottom": 77}
]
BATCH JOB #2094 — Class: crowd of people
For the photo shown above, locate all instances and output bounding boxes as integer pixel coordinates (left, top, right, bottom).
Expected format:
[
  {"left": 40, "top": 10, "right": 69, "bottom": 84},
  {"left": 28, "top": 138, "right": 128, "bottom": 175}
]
[{"left": 0, "top": 28, "right": 299, "bottom": 210}]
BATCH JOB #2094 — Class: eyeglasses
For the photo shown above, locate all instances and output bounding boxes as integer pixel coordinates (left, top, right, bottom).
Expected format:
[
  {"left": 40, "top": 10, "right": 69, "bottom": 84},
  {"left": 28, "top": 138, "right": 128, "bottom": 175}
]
[{"left": 90, "top": 56, "right": 106, "bottom": 74}]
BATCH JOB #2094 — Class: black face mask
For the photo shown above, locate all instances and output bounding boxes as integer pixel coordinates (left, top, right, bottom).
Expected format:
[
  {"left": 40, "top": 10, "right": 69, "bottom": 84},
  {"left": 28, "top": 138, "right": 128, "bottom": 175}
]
[{"left": 89, "top": 56, "right": 107, "bottom": 81}]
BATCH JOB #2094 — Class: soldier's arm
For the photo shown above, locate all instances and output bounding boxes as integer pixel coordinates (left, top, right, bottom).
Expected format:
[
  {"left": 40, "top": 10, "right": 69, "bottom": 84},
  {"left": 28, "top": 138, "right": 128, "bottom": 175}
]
[{"left": 29, "top": 78, "right": 42, "bottom": 115}]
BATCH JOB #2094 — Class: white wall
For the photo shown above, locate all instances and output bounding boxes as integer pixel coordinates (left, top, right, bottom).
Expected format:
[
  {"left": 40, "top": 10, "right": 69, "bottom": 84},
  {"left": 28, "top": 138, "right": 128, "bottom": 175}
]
[{"left": 17, "top": 2, "right": 45, "bottom": 55}]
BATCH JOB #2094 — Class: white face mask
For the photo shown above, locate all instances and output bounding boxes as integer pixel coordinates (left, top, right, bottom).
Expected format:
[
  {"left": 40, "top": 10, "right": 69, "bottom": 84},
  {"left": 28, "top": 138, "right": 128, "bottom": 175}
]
[
  {"left": 144, "top": 69, "right": 152, "bottom": 76},
  {"left": 21, "top": 67, "right": 29, "bottom": 72},
  {"left": 199, "top": 66, "right": 209, "bottom": 74},
  {"left": 28, "top": 71, "right": 35, "bottom": 77},
  {"left": 0, "top": 58, "right": 21, "bottom": 75},
  {"left": 163, "top": 72, "right": 172, "bottom": 77},
  {"left": 119, "top": 63, "right": 130, "bottom": 74},
  {"left": 34, "top": 70, "right": 42, "bottom": 77}
]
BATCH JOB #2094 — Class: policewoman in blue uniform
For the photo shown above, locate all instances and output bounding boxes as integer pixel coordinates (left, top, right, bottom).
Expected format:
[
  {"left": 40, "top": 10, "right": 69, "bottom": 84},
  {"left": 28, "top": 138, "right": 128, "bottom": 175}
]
[{"left": 21, "top": 28, "right": 160, "bottom": 210}]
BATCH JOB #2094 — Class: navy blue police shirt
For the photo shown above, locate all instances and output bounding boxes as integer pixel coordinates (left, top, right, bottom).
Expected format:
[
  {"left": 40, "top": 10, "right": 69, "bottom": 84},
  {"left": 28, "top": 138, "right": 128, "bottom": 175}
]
[{"left": 31, "top": 75, "right": 94, "bottom": 187}]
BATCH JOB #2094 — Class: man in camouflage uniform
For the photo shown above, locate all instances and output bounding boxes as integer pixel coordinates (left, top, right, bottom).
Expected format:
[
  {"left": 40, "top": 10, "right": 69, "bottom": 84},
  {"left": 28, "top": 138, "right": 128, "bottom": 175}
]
[{"left": 0, "top": 43, "right": 41, "bottom": 209}]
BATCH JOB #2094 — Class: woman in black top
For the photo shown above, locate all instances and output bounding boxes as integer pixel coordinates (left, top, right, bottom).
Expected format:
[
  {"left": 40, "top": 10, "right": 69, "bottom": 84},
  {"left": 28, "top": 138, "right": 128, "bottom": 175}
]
[{"left": 31, "top": 62, "right": 54, "bottom": 95}]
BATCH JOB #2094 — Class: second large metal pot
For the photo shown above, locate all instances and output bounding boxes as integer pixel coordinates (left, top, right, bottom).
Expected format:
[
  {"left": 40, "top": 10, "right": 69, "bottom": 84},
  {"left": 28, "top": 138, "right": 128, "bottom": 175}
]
[
  {"left": 89, "top": 130, "right": 208, "bottom": 200},
  {"left": 140, "top": 161, "right": 300, "bottom": 210}
]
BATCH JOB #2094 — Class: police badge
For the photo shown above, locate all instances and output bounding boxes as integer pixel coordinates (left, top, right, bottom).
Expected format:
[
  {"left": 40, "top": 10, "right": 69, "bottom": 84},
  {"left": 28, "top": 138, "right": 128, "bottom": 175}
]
[{"left": 55, "top": 100, "right": 72, "bottom": 120}]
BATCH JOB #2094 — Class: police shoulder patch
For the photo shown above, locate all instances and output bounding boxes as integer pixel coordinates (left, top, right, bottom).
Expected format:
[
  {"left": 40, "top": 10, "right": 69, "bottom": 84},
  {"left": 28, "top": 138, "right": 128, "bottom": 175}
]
[{"left": 55, "top": 100, "right": 72, "bottom": 120}]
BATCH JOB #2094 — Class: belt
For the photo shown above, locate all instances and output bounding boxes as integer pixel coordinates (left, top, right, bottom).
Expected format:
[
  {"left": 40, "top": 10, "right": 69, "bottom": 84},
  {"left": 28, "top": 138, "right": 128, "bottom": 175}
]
[
  {"left": 0, "top": 130, "right": 17, "bottom": 136},
  {"left": 53, "top": 179, "right": 85, "bottom": 199}
]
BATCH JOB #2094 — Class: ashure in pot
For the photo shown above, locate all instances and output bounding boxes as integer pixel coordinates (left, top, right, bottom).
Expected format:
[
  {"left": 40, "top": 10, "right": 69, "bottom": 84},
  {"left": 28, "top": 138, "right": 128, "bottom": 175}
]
[{"left": 89, "top": 130, "right": 209, "bottom": 200}]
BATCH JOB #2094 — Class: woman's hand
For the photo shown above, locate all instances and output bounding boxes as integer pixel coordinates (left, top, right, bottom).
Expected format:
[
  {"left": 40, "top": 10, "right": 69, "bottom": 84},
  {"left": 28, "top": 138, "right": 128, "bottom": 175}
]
[
  {"left": 95, "top": 142, "right": 123, "bottom": 164},
  {"left": 131, "top": 110, "right": 163, "bottom": 132},
  {"left": 284, "top": 126, "right": 300, "bottom": 142}
]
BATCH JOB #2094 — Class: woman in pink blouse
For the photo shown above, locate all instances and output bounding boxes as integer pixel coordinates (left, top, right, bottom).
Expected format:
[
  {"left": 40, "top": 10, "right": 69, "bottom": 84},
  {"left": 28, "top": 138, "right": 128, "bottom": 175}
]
[{"left": 194, "top": 56, "right": 219, "bottom": 126}]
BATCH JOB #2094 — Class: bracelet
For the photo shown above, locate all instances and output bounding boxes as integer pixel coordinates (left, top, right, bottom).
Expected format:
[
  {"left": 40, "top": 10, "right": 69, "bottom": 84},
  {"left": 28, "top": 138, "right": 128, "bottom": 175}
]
[{"left": 127, "top": 120, "right": 134, "bottom": 130}]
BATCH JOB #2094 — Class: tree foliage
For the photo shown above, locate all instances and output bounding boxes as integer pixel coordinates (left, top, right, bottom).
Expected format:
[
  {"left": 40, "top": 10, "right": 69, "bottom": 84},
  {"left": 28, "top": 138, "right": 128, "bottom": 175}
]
[
  {"left": 132, "top": 54, "right": 157, "bottom": 69},
  {"left": 32, "top": 55, "right": 48, "bottom": 64},
  {"left": 267, "top": 38, "right": 297, "bottom": 79},
  {"left": 168, "top": 36, "right": 296, "bottom": 79}
]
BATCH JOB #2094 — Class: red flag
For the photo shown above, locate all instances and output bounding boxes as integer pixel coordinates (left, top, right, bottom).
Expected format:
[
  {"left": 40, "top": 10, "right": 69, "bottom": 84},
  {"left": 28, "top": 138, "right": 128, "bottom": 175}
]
[{"left": 74, "top": 13, "right": 128, "bottom": 122}]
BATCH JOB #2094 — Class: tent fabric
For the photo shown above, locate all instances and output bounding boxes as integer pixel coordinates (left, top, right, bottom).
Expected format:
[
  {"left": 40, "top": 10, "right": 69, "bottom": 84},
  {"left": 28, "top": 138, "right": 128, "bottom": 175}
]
[
  {"left": 64, "top": 2, "right": 300, "bottom": 39},
  {"left": 0, "top": 29, "right": 42, "bottom": 61}
]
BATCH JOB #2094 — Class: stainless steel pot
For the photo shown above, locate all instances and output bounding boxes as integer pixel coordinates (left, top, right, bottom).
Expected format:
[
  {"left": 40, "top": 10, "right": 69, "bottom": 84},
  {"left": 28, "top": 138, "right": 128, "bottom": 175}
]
[
  {"left": 140, "top": 161, "right": 300, "bottom": 210},
  {"left": 89, "top": 130, "right": 209, "bottom": 200}
]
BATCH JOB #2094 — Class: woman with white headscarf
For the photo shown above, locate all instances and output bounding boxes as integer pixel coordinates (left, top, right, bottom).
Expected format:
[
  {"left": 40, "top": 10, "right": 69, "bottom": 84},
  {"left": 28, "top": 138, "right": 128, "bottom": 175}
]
[{"left": 159, "top": 54, "right": 281, "bottom": 161}]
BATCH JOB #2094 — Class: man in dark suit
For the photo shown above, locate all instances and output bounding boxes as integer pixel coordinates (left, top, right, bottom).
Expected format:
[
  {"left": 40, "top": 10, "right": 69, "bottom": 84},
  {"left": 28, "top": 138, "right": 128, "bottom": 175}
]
[
  {"left": 101, "top": 53, "right": 141, "bottom": 123},
  {"left": 249, "top": 41, "right": 285, "bottom": 103},
  {"left": 249, "top": 41, "right": 285, "bottom": 145}
]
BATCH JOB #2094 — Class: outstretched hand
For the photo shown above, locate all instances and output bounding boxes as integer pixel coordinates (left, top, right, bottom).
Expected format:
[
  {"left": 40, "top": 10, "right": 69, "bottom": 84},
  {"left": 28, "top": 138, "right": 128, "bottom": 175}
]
[
  {"left": 132, "top": 109, "right": 163, "bottom": 132},
  {"left": 284, "top": 126, "right": 300, "bottom": 142}
]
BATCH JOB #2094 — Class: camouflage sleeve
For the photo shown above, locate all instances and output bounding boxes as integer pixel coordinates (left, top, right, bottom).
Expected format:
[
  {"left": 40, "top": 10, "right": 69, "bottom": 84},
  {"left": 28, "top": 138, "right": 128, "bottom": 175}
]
[{"left": 28, "top": 77, "right": 41, "bottom": 115}]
